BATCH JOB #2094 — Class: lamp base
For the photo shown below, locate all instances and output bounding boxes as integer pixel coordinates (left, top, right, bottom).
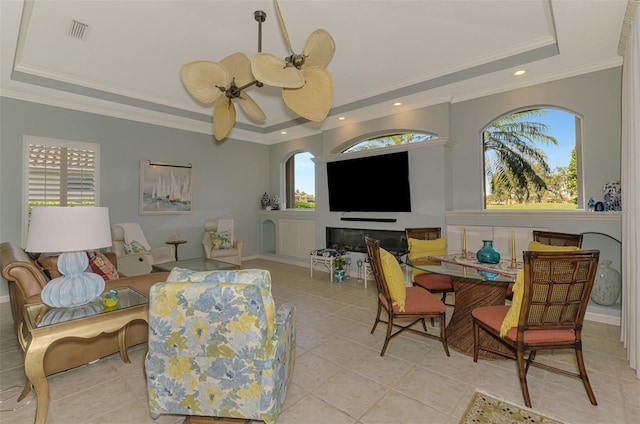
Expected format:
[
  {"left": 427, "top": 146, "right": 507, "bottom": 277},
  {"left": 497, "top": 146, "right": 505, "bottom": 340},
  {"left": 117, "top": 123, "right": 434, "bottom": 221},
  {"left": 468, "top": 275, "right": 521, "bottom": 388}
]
[{"left": 40, "top": 252, "right": 105, "bottom": 308}]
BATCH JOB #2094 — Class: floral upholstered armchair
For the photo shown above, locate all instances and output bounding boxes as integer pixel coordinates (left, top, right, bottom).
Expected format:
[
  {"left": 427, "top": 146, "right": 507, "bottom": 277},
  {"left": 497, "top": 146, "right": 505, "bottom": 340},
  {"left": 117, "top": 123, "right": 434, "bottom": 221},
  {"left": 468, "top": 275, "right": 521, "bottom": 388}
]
[{"left": 145, "top": 269, "right": 295, "bottom": 424}]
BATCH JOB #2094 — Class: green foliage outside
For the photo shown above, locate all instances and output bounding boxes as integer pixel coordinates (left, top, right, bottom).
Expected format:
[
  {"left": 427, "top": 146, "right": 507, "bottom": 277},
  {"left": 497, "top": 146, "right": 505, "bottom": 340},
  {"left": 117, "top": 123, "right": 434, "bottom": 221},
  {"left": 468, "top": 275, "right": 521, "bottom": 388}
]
[
  {"left": 295, "top": 201, "right": 315, "bottom": 209},
  {"left": 484, "top": 109, "right": 577, "bottom": 209}
]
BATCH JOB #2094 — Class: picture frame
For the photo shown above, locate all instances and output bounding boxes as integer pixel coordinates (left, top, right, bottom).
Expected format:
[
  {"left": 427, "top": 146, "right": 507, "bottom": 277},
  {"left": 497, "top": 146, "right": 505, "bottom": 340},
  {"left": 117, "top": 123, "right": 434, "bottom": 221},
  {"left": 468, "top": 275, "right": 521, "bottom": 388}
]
[{"left": 139, "top": 160, "right": 193, "bottom": 215}]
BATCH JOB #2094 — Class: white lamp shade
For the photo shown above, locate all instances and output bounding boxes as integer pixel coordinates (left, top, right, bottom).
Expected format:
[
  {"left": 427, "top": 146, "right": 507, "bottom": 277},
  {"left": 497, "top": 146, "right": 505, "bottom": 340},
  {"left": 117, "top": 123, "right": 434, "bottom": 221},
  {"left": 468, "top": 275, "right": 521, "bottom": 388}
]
[{"left": 25, "top": 206, "right": 112, "bottom": 253}]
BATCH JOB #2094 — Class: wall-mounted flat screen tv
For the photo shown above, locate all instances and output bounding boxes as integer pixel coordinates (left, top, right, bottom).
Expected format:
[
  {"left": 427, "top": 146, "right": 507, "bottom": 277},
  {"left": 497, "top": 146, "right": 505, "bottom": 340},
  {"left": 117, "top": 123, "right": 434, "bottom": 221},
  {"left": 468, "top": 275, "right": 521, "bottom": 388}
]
[{"left": 326, "top": 151, "right": 412, "bottom": 212}]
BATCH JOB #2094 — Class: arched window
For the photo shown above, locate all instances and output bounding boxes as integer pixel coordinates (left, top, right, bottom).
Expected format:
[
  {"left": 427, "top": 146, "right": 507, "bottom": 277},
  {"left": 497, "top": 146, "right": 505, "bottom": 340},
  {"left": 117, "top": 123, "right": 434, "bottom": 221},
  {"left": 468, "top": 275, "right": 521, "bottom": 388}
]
[
  {"left": 483, "top": 108, "right": 581, "bottom": 209},
  {"left": 343, "top": 132, "right": 436, "bottom": 153},
  {"left": 284, "top": 152, "right": 315, "bottom": 209}
]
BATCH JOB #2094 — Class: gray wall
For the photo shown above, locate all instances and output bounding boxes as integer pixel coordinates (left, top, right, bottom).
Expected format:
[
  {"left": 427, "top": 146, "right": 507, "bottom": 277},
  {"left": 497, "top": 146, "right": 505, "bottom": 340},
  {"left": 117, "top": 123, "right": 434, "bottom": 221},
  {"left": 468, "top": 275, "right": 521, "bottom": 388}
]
[
  {"left": 0, "top": 67, "right": 622, "bottom": 299},
  {"left": 265, "top": 67, "right": 622, "bottom": 270},
  {"left": 0, "top": 98, "right": 270, "bottom": 297}
]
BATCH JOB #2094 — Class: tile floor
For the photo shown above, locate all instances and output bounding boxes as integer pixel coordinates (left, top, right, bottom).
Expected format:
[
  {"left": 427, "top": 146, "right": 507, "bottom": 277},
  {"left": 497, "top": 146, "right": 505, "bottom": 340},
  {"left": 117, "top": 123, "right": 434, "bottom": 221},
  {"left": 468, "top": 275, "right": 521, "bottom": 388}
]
[{"left": 0, "top": 259, "right": 638, "bottom": 423}]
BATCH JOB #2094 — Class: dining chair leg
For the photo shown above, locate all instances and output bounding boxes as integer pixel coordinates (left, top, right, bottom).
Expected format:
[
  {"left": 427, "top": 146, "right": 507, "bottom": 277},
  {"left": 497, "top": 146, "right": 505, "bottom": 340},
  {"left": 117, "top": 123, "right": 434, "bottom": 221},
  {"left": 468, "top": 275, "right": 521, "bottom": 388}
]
[
  {"left": 472, "top": 319, "right": 480, "bottom": 362},
  {"left": 576, "top": 347, "right": 598, "bottom": 405},
  {"left": 370, "top": 302, "right": 382, "bottom": 334},
  {"left": 516, "top": 350, "right": 532, "bottom": 408},
  {"left": 439, "top": 313, "right": 450, "bottom": 356},
  {"left": 380, "top": 314, "right": 393, "bottom": 356}
]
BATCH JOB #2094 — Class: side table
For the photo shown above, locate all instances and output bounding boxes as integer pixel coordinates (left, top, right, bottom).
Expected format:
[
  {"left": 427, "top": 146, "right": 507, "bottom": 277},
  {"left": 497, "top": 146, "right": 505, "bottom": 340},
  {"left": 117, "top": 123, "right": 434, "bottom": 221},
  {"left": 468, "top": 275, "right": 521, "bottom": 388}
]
[
  {"left": 18, "top": 287, "right": 149, "bottom": 424},
  {"left": 165, "top": 239, "right": 187, "bottom": 260}
]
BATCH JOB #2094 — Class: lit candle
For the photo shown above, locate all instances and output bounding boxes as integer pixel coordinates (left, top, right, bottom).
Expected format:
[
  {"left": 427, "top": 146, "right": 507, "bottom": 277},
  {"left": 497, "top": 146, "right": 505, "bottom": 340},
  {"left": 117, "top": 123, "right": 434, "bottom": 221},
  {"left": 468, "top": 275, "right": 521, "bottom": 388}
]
[
  {"left": 511, "top": 231, "right": 516, "bottom": 261},
  {"left": 462, "top": 228, "right": 467, "bottom": 252}
]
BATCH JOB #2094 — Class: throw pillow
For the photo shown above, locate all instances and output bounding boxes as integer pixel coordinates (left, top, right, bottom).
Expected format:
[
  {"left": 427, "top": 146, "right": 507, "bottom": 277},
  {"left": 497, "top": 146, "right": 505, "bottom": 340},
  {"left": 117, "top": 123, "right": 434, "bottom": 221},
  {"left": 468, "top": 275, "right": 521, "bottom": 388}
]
[
  {"left": 209, "top": 230, "right": 232, "bottom": 250},
  {"left": 380, "top": 248, "right": 407, "bottom": 312},
  {"left": 528, "top": 240, "right": 581, "bottom": 251},
  {"left": 87, "top": 251, "right": 119, "bottom": 281},
  {"left": 500, "top": 270, "right": 524, "bottom": 337},
  {"left": 407, "top": 237, "right": 447, "bottom": 279},
  {"left": 123, "top": 240, "right": 148, "bottom": 254}
]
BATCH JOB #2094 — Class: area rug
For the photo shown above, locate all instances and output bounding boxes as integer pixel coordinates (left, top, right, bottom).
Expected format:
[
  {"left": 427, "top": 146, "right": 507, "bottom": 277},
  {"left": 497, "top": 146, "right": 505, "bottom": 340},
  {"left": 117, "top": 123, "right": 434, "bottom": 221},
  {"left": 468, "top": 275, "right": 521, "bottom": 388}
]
[{"left": 459, "top": 390, "right": 565, "bottom": 424}]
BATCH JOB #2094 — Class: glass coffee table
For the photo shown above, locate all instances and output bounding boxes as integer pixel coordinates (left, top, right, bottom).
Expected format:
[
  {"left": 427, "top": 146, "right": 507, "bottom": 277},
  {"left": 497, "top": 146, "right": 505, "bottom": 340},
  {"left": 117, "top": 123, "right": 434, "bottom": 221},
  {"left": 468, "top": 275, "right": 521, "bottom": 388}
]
[
  {"left": 151, "top": 257, "right": 238, "bottom": 272},
  {"left": 19, "top": 287, "right": 149, "bottom": 424}
]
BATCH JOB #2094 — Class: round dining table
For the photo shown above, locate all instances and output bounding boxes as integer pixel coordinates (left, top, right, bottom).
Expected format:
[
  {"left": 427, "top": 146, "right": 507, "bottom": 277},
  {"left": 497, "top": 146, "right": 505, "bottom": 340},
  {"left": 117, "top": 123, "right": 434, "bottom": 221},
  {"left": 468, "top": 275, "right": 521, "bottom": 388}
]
[{"left": 407, "top": 253, "right": 520, "bottom": 360}]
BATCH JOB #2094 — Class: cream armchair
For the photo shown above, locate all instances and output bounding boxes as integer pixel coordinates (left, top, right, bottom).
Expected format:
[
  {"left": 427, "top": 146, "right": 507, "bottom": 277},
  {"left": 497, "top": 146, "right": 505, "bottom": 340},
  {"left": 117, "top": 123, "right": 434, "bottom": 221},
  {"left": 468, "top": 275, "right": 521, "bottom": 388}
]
[
  {"left": 202, "top": 219, "right": 243, "bottom": 266},
  {"left": 110, "top": 223, "right": 175, "bottom": 275}
]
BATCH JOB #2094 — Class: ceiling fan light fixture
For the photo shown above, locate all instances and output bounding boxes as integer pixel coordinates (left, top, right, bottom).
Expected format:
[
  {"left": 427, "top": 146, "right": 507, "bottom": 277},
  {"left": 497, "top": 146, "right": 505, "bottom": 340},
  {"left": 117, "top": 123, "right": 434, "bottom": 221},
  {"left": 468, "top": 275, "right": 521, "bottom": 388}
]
[{"left": 180, "top": 0, "right": 335, "bottom": 140}]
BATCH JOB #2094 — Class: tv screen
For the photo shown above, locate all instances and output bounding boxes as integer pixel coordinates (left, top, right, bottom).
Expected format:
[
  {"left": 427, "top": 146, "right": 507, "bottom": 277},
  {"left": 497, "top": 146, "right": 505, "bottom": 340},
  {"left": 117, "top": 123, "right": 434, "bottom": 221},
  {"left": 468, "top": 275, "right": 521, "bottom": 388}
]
[{"left": 326, "top": 151, "right": 412, "bottom": 212}]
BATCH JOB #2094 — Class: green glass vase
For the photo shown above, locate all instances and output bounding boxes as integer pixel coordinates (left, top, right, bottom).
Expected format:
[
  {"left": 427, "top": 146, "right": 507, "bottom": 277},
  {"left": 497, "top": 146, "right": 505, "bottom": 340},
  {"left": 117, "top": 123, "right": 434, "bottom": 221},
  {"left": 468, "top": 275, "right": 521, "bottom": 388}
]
[{"left": 476, "top": 240, "right": 501, "bottom": 264}]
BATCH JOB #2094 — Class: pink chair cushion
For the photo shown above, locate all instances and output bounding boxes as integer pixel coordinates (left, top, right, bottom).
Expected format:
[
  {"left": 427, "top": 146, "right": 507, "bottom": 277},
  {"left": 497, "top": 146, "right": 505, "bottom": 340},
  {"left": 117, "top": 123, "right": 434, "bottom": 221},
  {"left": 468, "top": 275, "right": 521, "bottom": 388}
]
[
  {"left": 414, "top": 273, "right": 453, "bottom": 291},
  {"left": 473, "top": 305, "right": 576, "bottom": 343},
  {"left": 380, "top": 287, "right": 446, "bottom": 314}
]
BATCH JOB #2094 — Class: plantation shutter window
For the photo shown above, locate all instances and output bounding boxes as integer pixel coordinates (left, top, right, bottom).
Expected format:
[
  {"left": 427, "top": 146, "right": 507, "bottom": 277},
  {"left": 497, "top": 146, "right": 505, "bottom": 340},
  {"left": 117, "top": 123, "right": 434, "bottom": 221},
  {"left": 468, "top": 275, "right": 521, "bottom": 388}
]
[{"left": 22, "top": 136, "right": 100, "bottom": 243}]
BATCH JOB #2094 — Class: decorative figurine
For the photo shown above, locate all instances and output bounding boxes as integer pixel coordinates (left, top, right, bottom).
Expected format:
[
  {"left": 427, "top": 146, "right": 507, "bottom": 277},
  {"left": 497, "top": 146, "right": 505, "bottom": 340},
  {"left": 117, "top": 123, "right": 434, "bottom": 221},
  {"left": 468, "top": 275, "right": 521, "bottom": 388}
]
[
  {"left": 261, "top": 192, "right": 271, "bottom": 210},
  {"left": 272, "top": 195, "right": 280, "bottom": 210}
]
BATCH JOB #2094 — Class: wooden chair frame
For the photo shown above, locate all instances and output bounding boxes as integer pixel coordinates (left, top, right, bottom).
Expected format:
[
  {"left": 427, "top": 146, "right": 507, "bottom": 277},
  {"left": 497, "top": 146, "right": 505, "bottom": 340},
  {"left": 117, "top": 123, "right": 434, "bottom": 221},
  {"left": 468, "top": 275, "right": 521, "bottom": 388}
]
[
  {"left": 533, "top": 230, "right": 583, "bottom": 247},
  {"left": 473, "top": 249, "right": 600, "bottom": 408},
  {"left": 405, "top": 227, "right": 454, "bottom": 304},
  {"left": 365, "top": 236, "right": 449, "bottom": 357}
]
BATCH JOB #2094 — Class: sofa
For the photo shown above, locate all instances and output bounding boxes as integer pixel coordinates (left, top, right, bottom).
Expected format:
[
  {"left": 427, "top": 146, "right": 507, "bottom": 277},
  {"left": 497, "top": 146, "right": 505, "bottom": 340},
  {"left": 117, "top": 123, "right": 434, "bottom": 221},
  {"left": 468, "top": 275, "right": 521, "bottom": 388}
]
[{"left": 0, "top": 242, "right": 169, "bottom": 376}]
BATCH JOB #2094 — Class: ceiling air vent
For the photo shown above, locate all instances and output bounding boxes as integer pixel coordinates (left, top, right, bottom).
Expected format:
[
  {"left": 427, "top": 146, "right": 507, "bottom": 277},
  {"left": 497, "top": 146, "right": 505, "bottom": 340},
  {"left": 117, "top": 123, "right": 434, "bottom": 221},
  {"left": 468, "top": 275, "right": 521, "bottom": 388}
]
[{"left": 67, "top": 19, "right": 90, "bottom": 41}]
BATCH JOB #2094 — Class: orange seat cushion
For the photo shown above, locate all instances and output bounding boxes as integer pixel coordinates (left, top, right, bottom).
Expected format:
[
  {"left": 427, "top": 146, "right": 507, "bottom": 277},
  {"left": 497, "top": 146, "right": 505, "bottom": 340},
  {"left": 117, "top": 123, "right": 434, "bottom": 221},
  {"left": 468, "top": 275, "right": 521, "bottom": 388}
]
[
  {"left": 414, "top": 273, "right": 453, "bottom": 291},
  {"left": 379, "top": 287, "right": 445, "bottom": 314},
  {"left": 473, "top": 305, "right": 576, "bottom": 343}
]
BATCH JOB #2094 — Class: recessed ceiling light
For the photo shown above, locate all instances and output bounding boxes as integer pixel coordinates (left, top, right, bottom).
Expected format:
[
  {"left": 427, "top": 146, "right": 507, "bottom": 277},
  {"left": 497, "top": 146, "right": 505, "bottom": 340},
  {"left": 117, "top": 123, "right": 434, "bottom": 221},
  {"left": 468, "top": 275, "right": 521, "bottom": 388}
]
[
  {"left": 338, "top": 116, "right": 346, "bottom": 121},
  {"left": 513, "top": 69, "right": 527, "bottom": 76},
  {"left": 393, "top": 102, "right": 402, "bottom": 106},
  {"left": 280, "top": 131, "right": 287, "bottom": 135}
]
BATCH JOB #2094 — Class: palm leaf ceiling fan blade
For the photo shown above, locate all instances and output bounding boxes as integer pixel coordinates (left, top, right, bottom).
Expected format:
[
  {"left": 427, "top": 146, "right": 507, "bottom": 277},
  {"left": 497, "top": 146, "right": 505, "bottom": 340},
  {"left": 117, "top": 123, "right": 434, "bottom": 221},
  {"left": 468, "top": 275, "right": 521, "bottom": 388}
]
[
  {"left": 220, "top": 52, "right": 254, "bottom": 87},
  {"left": 213, "top": 96, "right": 236, "bottom": 141},
  {"left": 252, "top": 53, "right": 305, "bottom": 88},
  {"left": 180, "top": 61, "right": 228, "bottom": 104},
  {"left": 303, "top": 29, "right": 335, "bottom": 68},
  {"left": 282, "top": 66, "right": 333, "bottom": 122},
  {"left": 274, "top": 0, "right": 294, "bottom": 54},
  {"left": 238, "top": 92, "right": 266, "bottom": 122}
]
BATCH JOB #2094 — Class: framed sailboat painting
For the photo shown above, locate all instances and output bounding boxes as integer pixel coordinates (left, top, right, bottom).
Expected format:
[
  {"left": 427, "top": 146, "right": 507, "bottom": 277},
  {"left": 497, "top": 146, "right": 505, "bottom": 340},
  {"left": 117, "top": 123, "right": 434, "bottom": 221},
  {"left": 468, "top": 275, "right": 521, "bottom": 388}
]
[{"left": 139, "top": 160, "right": 193, "bottom": 215}]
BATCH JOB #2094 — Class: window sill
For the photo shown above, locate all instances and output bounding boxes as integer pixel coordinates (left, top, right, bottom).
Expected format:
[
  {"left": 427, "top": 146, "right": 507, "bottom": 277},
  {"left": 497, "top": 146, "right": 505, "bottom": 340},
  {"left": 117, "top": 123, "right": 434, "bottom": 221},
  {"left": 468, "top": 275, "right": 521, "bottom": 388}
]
[{"left": 446, "top": 210, "right": 621, "bottom": 221}]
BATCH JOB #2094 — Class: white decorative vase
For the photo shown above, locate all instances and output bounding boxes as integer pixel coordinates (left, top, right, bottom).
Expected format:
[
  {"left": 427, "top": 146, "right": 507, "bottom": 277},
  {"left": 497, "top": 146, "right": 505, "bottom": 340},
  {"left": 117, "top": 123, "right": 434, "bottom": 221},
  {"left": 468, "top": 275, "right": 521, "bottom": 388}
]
[{"left": 590, "top": 260, "right": 621, "bottom": 306}]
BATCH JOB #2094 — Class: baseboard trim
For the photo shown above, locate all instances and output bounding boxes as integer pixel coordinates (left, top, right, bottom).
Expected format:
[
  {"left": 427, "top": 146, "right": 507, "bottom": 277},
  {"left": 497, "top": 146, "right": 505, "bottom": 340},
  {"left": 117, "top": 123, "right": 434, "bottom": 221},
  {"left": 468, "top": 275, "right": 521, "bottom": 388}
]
[
  {"left": 0, "top": 295, "right": 9, "bottom": 304},
  {"left": 585, "top": 311, "right": 620, "bottom": 326}
]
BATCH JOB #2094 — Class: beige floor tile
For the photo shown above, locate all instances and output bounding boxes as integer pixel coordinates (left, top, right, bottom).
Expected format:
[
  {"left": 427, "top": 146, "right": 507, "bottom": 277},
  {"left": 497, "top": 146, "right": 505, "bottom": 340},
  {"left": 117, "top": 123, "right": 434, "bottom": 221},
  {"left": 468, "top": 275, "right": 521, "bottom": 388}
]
[{"left": 2, "top": 258, "right": 637, "bottom": 424}]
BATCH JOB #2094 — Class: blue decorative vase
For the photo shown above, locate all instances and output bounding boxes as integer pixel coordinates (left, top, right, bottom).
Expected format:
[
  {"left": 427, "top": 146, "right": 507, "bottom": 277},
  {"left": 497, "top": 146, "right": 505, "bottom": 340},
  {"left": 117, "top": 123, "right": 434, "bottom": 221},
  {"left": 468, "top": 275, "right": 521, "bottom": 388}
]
[{"left": 476, "top": 240, "right": 501, "bottom": 264}]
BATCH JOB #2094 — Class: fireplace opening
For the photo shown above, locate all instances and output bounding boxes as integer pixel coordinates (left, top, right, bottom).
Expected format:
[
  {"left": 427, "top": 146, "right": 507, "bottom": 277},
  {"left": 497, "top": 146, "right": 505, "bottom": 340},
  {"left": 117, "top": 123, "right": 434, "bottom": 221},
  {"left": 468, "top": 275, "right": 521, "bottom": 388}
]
[{"left": 325, "top": 227, "right": 408, "bottom": 256}]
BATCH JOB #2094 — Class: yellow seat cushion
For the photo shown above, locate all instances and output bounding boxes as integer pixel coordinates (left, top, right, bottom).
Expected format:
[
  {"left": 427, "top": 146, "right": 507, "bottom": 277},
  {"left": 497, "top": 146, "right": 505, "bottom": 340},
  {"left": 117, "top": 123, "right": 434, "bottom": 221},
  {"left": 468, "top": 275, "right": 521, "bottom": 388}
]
[
  {"left": 407, "top": 237, "right": 447, "bottom": 279},
  {"left": 500, "top": 241, "right": 582, "bottom": 336},
  {"left": 380, "top": 248, "right": 406, "bottom": 312},
  {"left": 527, "top": 240, "right": 581, "bottom": 251}
]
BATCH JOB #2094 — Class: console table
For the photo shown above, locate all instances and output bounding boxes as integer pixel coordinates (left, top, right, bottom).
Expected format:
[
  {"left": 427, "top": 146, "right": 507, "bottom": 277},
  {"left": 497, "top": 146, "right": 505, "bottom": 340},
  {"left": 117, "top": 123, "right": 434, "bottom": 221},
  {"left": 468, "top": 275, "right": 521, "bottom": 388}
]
[{"left": 17, "top": 287, "right": 148, "bottom": 424}]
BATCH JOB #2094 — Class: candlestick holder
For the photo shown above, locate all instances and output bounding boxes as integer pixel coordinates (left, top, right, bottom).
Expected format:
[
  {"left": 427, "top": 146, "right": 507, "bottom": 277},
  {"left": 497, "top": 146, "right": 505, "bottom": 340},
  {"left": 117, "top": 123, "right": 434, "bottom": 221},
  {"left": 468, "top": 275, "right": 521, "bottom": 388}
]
[
  {"left": 510, "top": 258, "right": 518, "bottom": 269},
  {"left": 461, "top": 249, "right": 467, "bottom": 259}
]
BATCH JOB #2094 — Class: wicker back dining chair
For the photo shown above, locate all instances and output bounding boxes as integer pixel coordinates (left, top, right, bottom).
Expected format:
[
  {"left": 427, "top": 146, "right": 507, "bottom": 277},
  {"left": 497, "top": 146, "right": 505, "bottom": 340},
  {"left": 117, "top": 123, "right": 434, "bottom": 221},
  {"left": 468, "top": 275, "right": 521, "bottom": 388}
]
[
  {"left": 365, "top": 236, "right": 449, "bottom": 357},
  {"left": 405, "top": 227, "right": 454, "bottom": 304},
  {"left": 507, "top": 230, "right": 583, "bottom": 299},
  {"left": 472, "top": 249, "right": 600, "bottom": 408},
  {"left": 533, "top": 230, "right": 584, "bottom": 247}
]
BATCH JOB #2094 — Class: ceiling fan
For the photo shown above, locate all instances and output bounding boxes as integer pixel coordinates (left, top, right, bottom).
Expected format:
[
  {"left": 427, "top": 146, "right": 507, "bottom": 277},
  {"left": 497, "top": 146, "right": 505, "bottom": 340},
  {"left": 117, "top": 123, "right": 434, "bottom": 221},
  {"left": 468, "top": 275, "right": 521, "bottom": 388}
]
[
  {"left": 252, "top": 0, "right": 336, "bottom": 122},
  {"left": 180, "top": 12, "right": 268, "bottom": 141}
]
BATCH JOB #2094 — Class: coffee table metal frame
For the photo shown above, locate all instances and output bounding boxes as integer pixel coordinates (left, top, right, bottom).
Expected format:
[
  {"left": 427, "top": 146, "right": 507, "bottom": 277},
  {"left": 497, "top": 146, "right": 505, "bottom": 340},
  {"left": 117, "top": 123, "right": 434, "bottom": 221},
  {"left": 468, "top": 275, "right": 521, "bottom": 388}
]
[{"left": 151, "top": 257, "right": 238, "bottom": 273}]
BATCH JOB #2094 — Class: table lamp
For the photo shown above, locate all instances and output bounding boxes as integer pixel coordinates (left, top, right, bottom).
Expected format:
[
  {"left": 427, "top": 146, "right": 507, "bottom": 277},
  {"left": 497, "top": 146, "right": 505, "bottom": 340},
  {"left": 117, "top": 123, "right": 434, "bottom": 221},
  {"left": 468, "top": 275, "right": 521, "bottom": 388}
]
[{"left": 25, "top": 206, "right": 112, "bottom": 308}]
